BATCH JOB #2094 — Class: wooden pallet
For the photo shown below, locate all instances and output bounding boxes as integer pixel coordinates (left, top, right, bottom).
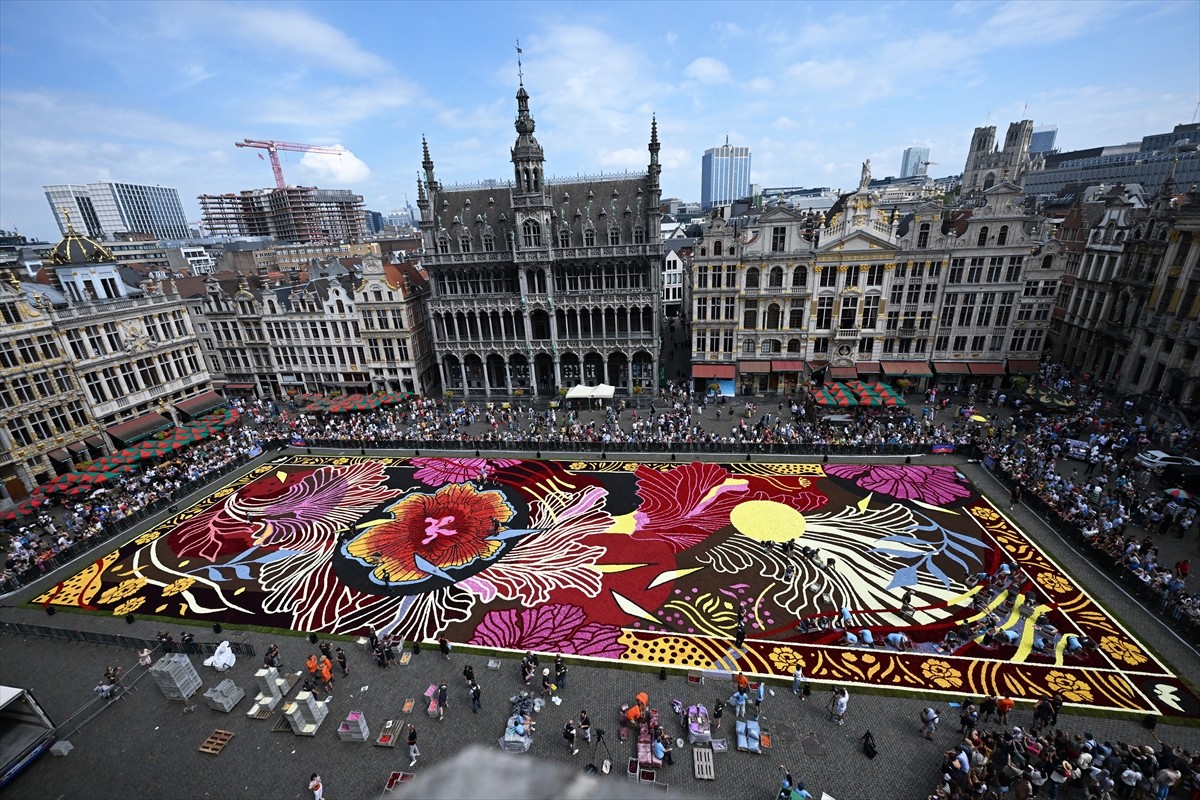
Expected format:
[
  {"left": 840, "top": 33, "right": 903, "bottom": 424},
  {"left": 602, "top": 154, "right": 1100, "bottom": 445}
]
[
  {"left": 375, "top": 719, "right": 399, "bottom": 748},
  {"left": 250, "top": 706, "right": 273, "bottom": 720},
  {"left": 693, "top": 746, "right": 715, "bottom": 780},
  {"left": 198, "top": 729, "right": 234, "bottom": 755},
  {"left": 270, "top": 716, "right": 291, "bottom": 733}
]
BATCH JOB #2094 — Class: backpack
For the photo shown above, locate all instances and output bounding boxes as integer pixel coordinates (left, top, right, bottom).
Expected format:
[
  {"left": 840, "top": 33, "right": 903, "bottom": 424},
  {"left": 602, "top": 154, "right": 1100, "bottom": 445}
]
[{"left": 563, "top": 724, "right": 574, "bottom": 741}]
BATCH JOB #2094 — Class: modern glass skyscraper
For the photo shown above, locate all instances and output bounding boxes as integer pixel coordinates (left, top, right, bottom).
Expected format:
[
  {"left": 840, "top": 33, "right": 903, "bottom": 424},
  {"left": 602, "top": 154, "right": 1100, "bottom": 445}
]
[
  {"left": 700, "top": 140, "right": 751, "bottom": 210},
  {"left": 900, "top": 146, "right": 930, "bottom": 178},
  {"left": 1029, "top": 125, "right": 1058, "bottom": 155},
  {"left": 44, "top": 181, "right": 190, "bottom": 241}
]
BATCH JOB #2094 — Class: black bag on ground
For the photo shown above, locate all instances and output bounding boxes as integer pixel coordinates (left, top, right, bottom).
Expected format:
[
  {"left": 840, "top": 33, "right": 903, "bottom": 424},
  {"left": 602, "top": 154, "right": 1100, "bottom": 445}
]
[{"left": 861, "top": 731, "right": 877, "bottom": 758}]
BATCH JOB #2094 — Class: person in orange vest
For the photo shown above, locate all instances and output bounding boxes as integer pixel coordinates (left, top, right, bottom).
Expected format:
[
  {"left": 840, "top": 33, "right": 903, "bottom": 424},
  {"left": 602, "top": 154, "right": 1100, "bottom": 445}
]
[
  {"left": 319, "top": 655, "right": 334, "bottom": 694},
  {"left": 306, "top": 654, "right": 319, "bottom": 680}
]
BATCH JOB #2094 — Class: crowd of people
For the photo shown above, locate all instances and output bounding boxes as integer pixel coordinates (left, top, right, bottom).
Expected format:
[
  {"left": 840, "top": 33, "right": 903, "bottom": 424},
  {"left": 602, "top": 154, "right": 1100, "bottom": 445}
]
[
  {"left": 1, "top": 431, "right": 266, "bottom": 591},
  {"left": 927, "top": 698, "right": 1197, "bottom": 799}
]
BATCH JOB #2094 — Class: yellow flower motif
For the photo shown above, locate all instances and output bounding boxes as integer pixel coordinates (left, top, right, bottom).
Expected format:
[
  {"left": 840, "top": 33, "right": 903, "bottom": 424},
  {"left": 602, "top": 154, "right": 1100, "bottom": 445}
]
[
  {"left": 767, "top": 646, "right": 807, "bottom": 673},
  {"left": 113, "top": 596, "right": 145, "bottom": 616},
  {"left": 1045, "top": 670, "right": 1093, "bottom": 702},
  {"left": 135, "top": 530, "right": 162, "bottom": 545},
  {"left": 1035, "top": 572, "right": 1072, "bottom": 595},
  {"left": 1099, "top": 636, "right": 1147, "bottom": 667},
  {"left": 622, "top": 463, "right": 641, "bottom": 472},
  {"left": 921, "top": 659, "right": 963, "bottom": 689},
  {"left": 970, "top": 507, "right": 1000, "bottom": 522},
  {"left": 161, "top": 577, "right": 196, "bottom": 597},
  {"left": 568, "top": 462, "right": 588, "bottom": 471},
  {"left": 98, "top": 577, "right": 147, "bottom": 605}
]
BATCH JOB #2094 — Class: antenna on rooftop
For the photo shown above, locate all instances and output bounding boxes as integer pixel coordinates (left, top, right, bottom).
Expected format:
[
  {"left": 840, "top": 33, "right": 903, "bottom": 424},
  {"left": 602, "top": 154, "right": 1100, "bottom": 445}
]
[{"left": 516, "top": 39, "right": 524, "bottom": 86}]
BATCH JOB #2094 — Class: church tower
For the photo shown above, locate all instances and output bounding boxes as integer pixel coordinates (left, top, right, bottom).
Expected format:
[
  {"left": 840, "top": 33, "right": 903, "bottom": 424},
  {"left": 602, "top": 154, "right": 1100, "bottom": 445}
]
[{"left": 510, "top": 83, "right": 551, "bottom": 253}]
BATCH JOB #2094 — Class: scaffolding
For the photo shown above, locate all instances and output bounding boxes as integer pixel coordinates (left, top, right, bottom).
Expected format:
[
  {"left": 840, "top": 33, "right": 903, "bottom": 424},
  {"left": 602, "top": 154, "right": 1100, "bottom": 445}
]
[{"left": 199, "top": 187, "right": 365, "bottom": 244}]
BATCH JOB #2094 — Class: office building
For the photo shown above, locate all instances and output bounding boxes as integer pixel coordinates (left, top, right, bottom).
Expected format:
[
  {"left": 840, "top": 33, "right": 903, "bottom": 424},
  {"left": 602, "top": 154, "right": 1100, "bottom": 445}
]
[
  {"left": 1029, "top": 125, "right": 1058, "bottom": 155},
  {"left": 700, "top": 139, "right": 751, "bottom": 210},
  {"left": 44, "top": 181, "right": 190, "bottom": 241},
  {"left": 1023, "top": 123, "right": 1200, "bottom": 199},
  {"left": 900, "top": 147, "right": 930, "bottom": 179}
]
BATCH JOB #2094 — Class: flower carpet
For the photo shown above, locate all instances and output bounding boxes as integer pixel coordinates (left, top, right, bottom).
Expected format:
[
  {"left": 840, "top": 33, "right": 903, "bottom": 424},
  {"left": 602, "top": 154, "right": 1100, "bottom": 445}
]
[{"left": 35, "top": 456, "right": 1199, "bottom": 718}]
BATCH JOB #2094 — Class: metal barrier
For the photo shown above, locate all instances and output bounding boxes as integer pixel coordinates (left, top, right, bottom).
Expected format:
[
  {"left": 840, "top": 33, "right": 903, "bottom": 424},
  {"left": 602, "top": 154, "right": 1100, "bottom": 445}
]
[{"left": 0, "top": 621, "right": 255, "bottom": 656}]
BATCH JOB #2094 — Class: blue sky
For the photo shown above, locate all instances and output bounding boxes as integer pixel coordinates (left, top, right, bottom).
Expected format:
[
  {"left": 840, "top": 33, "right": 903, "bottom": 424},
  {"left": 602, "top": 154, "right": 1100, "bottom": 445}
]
[{"left": 1, "top": 0, "right": 1197, "bottom": 241}]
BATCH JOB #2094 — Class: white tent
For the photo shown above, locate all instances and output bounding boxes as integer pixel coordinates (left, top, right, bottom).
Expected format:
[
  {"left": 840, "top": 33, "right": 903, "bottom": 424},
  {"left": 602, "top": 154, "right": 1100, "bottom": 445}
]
[
  {"left": 565, "top": 385, "right": 592, "bottom": 400},
  {"left": 592, "top": 384, "right": 615, "bottom": 400}
]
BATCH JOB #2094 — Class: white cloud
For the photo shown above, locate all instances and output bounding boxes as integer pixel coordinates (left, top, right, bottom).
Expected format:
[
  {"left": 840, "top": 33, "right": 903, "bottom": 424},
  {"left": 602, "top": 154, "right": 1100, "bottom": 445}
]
[
  {"left": 712, "top": 21, "right": 744, "bottom": 37},
  {"left": 666, "top": 31, "right": 678, "bottom": 45},
  {"left": 748, "top": 77, "right": 773, "bottom": 93},
  {"left": 195, "top": 3, "right": 392, "bottom": 77},
  {"left": 298, "top": 146, "right": 371, "bottom": 185},
  {"left": 684, "top": 56, "right": 732, "bottom": 84}
]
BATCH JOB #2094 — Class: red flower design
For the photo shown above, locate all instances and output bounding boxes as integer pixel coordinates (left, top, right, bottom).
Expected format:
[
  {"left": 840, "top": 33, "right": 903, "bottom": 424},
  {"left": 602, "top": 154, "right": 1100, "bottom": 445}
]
[
  {"left": 411, "top": 457, "right": 521, "bottom": 486},
  {"left": 631, "top": 462, "right": 749, "bottom": 551},
  {"left": 347, "top": 484, "right": 515, "bottom": 586}
]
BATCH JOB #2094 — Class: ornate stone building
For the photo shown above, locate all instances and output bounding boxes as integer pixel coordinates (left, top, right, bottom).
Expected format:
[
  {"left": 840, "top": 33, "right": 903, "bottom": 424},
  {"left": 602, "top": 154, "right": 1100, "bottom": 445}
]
[
  {"left": 690, "top": 164, "right": 1062, "bottom": 395},
  {"left": 417, "top": 83, "right": 663, "bottom": 397},
  {"left": 1050, "top": 175, "right": 1200, "bottom": 404},
  {"left": 0, "top": 225, "right": 214, "bottom": 502},
  {"left": 962, "top": 120, "right": 1034, "bottom": 194},
  {"left": 355, "top": 254, "right": 437, "bottom": 395}
]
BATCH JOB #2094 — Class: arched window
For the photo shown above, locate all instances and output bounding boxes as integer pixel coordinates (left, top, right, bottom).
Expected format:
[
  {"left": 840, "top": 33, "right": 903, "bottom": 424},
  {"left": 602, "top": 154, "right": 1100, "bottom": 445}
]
[
  {"left": 1042, "top": 255, "right": 1053, "bottom": 269},
  {"left": 482, "top": 233, "right": 495, "bottom": 252},
  {"left": 608, "top": 227, "right": 621, "bottom": 246},
  {"left": 745, "top": 268, "right": 760, "bottom": 288},
  {"left": 977, "top": 226, "right": 989, "bottom": 247},
  {"left": 633, "top": 225, "right": 645, "bottom": 245},
  {"left": 982, "top": 173, "right": 996, "bottom": 190},
  {"left": 787, "top": 338, "right": 801, "bottom": 353},
  {"left": 558, "top": 229, "right": 570, "bottom": 248},
  {"left": 769, "top": 267, "right": 783, "bottom": 288},
  {"left": 997, "top": 225, "right": 1009, "bottom": 246},
  {"left": 459, "top": 234, "right": 471, "bottom": 253},
  {"left": 713, "top": 241, "right": 723, "bottom": 256},
  {"left": 917, "top": 223, "right": 930, "bottom": 249},
  {"left": 766, "top": 303, "right": 781, "bottom": 329},
  {"left": 793, "top": 266, "right": 807, "bottom": 288},
  {"left": 699, "top": 246, "right": 706, "bottom": 256},
  {"left": 437, "top": 234, "right": 450, "bottom": 254},
  {"left": 584, "top": 227, "right": 596, "bottom": 247},
  {"left": 522, "top": 219, "right": 542, "bottom": 248}
]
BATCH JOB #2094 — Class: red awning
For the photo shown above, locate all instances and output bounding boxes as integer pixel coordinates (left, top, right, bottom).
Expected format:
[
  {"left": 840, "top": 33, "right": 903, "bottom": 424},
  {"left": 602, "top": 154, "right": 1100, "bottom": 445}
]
[
  {"left": 223, "top": 383, "right": 257, "bottom": 390},
  {"left": 805, "top": 360, "right": 829, "bottom": 371},
  {"left": 692, "top": 364, "right": 735, "bottom": 380},
  {"left": 829, "top": 366, "right": 858, "bottom": 380},
  {"left": 881, "top": 360, "right": 932, "bottom": 378},
  {"left": 106, "top": 412, "right": 173, "bottom": 446},
  {"left": 175, "top": 390, "right": 226, "bottom": 419},
  {"left": 84, "top": 435, "right": 106, "bottom": 450},
  {"left": 1007, "top": 358, "right": 1041, "bottom": 374},
  {"left": 857, "top": 361, "right": 881, "bottom": 375},
  {"left": 969, "top": 362, "right": 1006, "bottom": 376},
  {"left": 66, "top": 441, "right": 87, "bottom": 453},
  {"left": 46, "top": 448, "right": 70, "bottom": 463},
  {"left": 738, "top": 361, "right": 771, "bottom": 374},
  {"left": 933, "top": 361, "right": 972, "bottom": 375},
  {"left": 771, "top": 360, "right": 805, "bottom": 372}
]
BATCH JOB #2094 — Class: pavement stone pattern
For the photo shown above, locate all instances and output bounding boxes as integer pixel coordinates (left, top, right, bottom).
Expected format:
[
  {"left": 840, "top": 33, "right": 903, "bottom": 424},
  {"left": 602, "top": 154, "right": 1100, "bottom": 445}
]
[{"left": 2, "top": 403, "right": 1199, "bottom": 799}]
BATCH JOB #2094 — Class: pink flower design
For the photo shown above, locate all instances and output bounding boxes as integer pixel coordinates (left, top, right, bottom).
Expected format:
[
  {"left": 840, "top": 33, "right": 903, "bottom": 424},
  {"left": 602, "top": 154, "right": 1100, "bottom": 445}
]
[
  {"left": 824, "top": 464, "right": 971, "bottom": 505},
  {"left": 411, "top": 457, "right": 521, "bottom": 487},
  {"left": 469, "top": 603, "right": 626, "bottom": 658},
  {"left": 631, "top": 462, "right": 748, "bottom": 551}
]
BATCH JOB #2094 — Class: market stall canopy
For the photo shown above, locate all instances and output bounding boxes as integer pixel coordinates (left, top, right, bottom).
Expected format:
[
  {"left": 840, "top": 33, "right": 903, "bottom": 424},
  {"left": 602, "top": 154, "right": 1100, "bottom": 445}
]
[
  {"left": 106, "top": 412, "right": 173, "bottom": 447},
  {"left": 175, "top": 390, "right": 226, "bottom": 420}
]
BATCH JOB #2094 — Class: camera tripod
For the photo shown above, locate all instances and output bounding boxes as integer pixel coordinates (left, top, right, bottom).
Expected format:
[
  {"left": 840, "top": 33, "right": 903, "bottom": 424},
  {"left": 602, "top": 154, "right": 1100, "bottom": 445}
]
[{"left": 588, "top": 728, "right": 613, "bottom": 774}]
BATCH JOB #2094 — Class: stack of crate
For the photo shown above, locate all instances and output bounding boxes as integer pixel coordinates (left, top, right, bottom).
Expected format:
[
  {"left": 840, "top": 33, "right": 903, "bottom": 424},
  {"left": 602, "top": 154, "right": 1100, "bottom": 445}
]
[
  {"left": 337, "top": 710, "right": 369, "bottom": 742},
  {"left": 203, "top": 679, "right": 245, "bottom": 713},
  {"left": 149, "top": 653, "right": 202, "bottom": 701}
]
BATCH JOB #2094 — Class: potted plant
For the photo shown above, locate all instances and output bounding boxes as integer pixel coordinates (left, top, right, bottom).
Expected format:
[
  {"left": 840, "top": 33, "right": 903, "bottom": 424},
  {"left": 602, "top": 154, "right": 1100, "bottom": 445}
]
[
  {"left": 632, "top": 385, "right": 643, "bottom": 395},
  {"left": 557, "top": 387, "right": 568, "bottom": 397},
  {"left": 895, "top": 377, "right": 911, "bottom": 395},
  {"left": 443, "top": 389, "right": 455, "bottom": 399},
  {"left": 513, "top": 388, "right": 526, "bottom": 397}
]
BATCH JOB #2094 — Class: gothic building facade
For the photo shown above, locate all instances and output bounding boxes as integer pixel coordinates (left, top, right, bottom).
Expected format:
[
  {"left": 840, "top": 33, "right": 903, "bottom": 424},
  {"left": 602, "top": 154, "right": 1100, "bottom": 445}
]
[
  {"left": 417, "top": 84, "right": 663, "bottom": 397},
  {"left": 962, "top": 120, "right": 1034, "bottom": 194}
]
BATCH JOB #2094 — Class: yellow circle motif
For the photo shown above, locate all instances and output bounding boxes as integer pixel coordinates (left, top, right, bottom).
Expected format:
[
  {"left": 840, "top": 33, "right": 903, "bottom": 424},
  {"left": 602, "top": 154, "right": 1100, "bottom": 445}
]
[{"left": 730, "top": 500, "right": 806, "bottom": 542}]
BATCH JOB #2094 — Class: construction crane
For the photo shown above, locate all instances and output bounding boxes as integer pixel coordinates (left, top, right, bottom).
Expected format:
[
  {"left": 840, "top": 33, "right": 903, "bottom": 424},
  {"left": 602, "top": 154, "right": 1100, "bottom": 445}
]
[
  {"left": 917, "top": 160, "right": 939, "bottom": 175},
  {"left": 235, "top": 139, "right": 344, "bottom": 189}
]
